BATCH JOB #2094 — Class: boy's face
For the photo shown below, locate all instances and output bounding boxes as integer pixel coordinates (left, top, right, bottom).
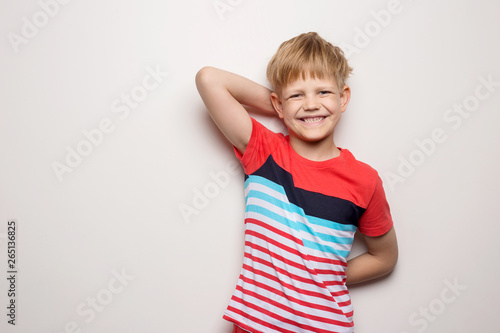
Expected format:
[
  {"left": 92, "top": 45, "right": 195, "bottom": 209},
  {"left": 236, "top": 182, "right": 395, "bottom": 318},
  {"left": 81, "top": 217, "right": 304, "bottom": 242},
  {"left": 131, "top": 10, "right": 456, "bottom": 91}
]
[{"left": 271, "top": 73, "right": 350, "bottom": 145}]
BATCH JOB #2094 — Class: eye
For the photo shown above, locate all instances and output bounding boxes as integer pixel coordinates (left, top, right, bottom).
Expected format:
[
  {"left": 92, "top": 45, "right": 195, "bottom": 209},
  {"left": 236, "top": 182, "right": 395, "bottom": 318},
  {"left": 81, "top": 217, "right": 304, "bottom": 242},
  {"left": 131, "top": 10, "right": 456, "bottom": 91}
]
[
  {"left": 288, "top": 93, "right": 301, "bottom": 99},
  {"left": 319, "top": 90, "right": 331, "bottom": 95}
]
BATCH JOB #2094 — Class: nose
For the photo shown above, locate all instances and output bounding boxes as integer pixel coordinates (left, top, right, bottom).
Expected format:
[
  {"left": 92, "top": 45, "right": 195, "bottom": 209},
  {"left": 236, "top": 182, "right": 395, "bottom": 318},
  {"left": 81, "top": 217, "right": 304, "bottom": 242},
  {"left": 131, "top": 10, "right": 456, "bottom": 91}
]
[{"left": 303, "top": 95, "right": 320, "bottom": 111}]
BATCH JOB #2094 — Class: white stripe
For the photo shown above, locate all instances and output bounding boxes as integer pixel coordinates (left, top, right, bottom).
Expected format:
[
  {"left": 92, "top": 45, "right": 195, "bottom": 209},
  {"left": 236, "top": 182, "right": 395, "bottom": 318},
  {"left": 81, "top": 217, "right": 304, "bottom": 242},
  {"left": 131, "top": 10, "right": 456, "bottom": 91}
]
[
  {"left": 246, "top": 196, "right": 354, "bottom": 256},
  {"left": 246, "top": 222, "right": 348, "bottom": 295},
  {"left": 245, "top": 180, "right": 288, "bottom": 201},
  {"left": 245, "top": 236, "right": 349, "bottom": 308},
  {"left": 224, "top": 310, "right": 280, "bottom": 333},
  {"left": 237, "top": 177, "right": 356, "bottom": 332},
  {"left": 246, "top": 181, "right": 356, "bottom": 238},
  {"left": 245, "top": 212, "right": 302, "bottom": 252},
  {"left": 242, "top": 255, "right": 333, "bottom": 302},
  {"left": 225, "top": 309, "right": 282, "bottom": 333},
  {"left": 228, "top": 288, "right": 354, "bottom": 333},
  {"left": 245, "top": 231, "right": 320, "bottom": 289},
  {"left": 241, "top": 258, "right": 354, "bottom": 323}
]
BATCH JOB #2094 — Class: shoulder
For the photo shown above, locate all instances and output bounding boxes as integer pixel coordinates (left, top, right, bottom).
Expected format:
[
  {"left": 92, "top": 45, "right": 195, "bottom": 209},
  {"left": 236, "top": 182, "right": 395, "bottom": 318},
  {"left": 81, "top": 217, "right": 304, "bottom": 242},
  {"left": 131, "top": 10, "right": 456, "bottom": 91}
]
[
  {"left": 235, "top": 118, "right": 287, "bottom": 174},
  {"left": 340, "top": 149, "right": 379, "bottom": 180},
  {"left": 338, "top": 149, "right": 384, "bottom": 208},
  {"left": 250, "top": 117, "right": 286, "bottom": 139},
  {"left": 248, "top": 117, "right": 288, "bottom": 149}
]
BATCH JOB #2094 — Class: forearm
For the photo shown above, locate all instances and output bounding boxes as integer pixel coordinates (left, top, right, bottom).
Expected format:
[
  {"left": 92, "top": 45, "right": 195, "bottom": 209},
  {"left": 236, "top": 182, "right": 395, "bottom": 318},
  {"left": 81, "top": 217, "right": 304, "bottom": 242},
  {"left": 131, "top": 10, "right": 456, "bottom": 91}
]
[
  {"left": 345, "top": 252, "right": 396, "bottom": 286},
  {"left": 345, "top": 227, "right": 398, "bottom": 286},
  {"left": 196, "top": 66, "right": 276, "bottom": 116}
]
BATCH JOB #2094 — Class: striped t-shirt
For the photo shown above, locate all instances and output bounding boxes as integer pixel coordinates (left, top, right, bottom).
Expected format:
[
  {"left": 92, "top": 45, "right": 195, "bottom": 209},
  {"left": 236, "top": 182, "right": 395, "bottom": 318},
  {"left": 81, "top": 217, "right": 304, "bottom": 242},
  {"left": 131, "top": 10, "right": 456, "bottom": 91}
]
[{"left": 223, "top": 118, "right": 393, "bottom": 333}]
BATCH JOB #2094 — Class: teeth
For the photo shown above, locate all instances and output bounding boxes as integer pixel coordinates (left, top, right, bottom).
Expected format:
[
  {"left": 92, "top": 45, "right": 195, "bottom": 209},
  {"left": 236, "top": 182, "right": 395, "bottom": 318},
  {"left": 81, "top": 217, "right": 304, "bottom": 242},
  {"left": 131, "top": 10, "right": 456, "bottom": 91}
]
[{"left": 303, "top": 117, "right": 324, "bottom": 123}]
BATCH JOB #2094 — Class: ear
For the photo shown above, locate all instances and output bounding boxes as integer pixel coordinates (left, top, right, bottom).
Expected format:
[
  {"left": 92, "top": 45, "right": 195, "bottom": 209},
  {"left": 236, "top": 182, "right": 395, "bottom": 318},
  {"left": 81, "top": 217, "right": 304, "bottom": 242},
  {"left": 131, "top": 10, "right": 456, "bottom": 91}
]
[
  {"left": 270, "top": 92, "right": 284, "bottom": 119},
  {"left": 340, "top": 85, "right": 351, "bottom": 113}
]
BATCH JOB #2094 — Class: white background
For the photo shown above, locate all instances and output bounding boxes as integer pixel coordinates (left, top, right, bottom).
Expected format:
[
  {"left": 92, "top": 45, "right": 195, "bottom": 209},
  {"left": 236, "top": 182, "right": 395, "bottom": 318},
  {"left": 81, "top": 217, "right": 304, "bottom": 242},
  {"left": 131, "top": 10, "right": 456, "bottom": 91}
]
[{"left": 1, "top": 0, "right": 499, "bottom": 332}]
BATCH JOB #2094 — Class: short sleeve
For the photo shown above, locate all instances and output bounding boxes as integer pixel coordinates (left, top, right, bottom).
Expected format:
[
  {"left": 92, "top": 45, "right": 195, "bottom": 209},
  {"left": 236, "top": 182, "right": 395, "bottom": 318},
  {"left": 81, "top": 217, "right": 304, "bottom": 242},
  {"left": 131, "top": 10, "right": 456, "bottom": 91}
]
[
  {"left": 358, "top": 175, "right": 394, "bottom": 237},
  {"left": 233, "top": 118, "right": 284, "bottom": 175}
]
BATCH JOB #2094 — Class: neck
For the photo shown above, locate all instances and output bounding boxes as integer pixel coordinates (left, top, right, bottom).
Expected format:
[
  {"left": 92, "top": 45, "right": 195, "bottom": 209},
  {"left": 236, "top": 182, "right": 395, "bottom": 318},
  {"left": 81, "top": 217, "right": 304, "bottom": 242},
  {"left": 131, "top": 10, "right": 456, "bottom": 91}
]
[{"left": 289, "top": 136, "right": 340, "bottom": 161}]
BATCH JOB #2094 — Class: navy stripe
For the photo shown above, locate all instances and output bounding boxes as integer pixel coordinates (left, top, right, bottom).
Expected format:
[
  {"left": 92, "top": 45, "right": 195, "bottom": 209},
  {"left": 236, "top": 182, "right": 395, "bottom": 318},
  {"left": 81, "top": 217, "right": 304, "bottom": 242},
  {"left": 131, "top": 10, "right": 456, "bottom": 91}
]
[{"left": 245, "top": 156, "right": 365, "bottom": 226}]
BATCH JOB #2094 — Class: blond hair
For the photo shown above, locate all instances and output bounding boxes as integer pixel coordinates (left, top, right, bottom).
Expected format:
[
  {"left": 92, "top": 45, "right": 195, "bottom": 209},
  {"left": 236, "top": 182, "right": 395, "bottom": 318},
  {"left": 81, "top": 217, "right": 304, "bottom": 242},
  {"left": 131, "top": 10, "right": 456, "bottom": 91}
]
[{"left": 266, "top": 32, "right": 352, "bottom": 95}]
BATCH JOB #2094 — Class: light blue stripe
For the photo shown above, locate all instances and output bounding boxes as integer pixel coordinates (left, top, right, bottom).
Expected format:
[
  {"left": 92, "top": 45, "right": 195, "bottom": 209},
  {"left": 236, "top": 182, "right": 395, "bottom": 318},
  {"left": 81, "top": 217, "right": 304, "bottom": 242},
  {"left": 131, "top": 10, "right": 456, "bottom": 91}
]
[
  {"left": 246, "top": 175, "right": 357, "bottom": 233},
  {"left": 245, "top": 175, "right": 286, "bottom": 195},
  {"left": 247, "top": 203, "right": 349, "bottom": 257},
  {"left": 245, "top": 175, "right": 358, "bottom": 257},
  {"left": 302, "top": 239, "right": 350, "bottom": 257},
  {"left": 306, "top": 214, "right": 357, "bottom": 233},
  {"left": 246, "top": 204, "right": 353, "bottom": 255},
  {"left": 247, "top": 183, "right": 354, "bottom": 234},
  {"left": 248, "top": 190, "right": 353, "bottom": 245},
  {"left": 247, "top": 190, "right": 287, "bottom": 212},
  {"left": 247, "top": 204, "right": 299, "bottom": 231}
]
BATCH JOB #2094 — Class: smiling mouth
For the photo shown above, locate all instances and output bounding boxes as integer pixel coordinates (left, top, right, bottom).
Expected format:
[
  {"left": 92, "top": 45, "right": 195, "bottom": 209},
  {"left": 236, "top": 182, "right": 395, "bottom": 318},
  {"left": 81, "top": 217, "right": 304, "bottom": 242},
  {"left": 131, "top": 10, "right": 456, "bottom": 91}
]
[{"left": 300, "top": 116, "right": 326, "bottom": 124}]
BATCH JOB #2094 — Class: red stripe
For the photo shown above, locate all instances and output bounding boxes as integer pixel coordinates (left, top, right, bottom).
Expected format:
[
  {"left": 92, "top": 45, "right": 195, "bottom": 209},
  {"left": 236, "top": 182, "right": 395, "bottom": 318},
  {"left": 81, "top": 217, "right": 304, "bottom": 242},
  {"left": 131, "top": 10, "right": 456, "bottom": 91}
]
[
  {"left": 245, "top": 235, "right": 349, "bottom": 297},
  {"left": 247, "top": 218, "right": 303, "bottom": 248},
  {"left": 236, "top": 284, "right": 352, "bottom": 327},
  {"left": 245, "top": 237, "right": 311, "bottom": 274},
  {"left": 230, "top": 294, "right": 353, "bottom": 332},
  {"left": 224, "top": 314, "right": 265, "bottom": 333},
  {"left": 247, "top": 219, "right": 346, "bottom": 274},
  {"left": 338, "top": 300, "right": 352, "bottom": 309},
  {"left": 245, "top": 252, "right": 322, "bottom": 288},
  {"left": 305, "top": 253, "right": 347, "bottom": 267},
  {"left": 225, "top": 307, "right": 297, "bottom": 333},
  {"left": 244, "top": 252, "right": 349, "bottom": 298},
  {"left": 324, "top": 279, "right": 346, "bottom": 287},
  {"left": 242, "top": 262, "right": 335, "bottom": 303},
  {"left": 315, "top": 268, "right": 345, "bottom": 276},
  {"left": 240, "top": 267, "right": 347, "bottom": 315},
  {"left": 246, "top": 222, "right": 328, "bottom": 278},
  {"left": 240, "top": 218, "right": 354, "bottom": 328}
]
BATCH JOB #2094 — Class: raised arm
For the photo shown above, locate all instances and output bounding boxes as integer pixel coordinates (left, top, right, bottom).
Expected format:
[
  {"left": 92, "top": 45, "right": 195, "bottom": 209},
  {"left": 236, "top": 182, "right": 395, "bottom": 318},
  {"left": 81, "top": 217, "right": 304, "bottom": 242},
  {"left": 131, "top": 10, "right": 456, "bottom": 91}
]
[
  {"left": 195, "top": 67, "right": 276, "bottom": 154},
  {"left": 345, "top": 227, "right": 398, "bottom": 286}
]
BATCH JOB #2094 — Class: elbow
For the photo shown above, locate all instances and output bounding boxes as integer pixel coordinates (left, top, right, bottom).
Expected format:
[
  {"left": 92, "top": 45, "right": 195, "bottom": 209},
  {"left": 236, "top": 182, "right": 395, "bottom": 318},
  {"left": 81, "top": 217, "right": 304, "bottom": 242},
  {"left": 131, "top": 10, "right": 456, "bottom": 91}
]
[
  {"left": 195, "top": 66, "right": 217, "bottom": 89},
  {"left": 380, "top": 227, "right": 399, "bottom": 275},
  {"left": 373, "top": 252, "right": 398, "bottom": 282},
  {"left": 387, "top": 256, "right": 398, "bottom": 276},
  {"left": 384, "top": 246, "right": 399, "bottom": 276},
  {"left": 373, "top": 244, "right": 398, "bottom": 279}
]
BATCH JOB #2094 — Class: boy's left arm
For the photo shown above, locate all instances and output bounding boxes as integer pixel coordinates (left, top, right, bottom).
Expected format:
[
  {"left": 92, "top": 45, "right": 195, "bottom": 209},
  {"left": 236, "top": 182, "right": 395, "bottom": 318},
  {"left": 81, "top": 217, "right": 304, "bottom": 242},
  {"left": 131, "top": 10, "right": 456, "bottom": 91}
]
[{"left": 345, "top": 227, "right": 398, "bottom": 286}]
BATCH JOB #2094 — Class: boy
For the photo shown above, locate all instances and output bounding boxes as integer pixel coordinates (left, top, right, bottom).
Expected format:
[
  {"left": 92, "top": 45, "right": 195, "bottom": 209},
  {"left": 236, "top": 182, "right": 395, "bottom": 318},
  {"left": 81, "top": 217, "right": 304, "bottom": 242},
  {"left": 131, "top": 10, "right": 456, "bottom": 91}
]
[{"left": 195, "top": 32, "right": 398, "bottom": 333}]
